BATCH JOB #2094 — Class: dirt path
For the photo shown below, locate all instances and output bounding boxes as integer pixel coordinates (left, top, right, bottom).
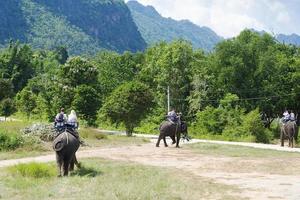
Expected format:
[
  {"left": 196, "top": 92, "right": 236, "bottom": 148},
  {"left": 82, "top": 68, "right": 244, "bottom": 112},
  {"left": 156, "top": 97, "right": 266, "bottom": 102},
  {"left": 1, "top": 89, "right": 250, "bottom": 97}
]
[{"left": 1, "top": 139, "right": 300, "bottom": 200}]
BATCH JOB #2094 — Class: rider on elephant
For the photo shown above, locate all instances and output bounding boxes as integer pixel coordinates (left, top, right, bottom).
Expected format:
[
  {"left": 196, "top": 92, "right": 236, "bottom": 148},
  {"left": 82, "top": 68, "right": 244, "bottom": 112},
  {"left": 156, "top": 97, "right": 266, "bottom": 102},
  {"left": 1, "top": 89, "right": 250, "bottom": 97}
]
[
  {"left": 54, "top": 108, "right": 67, "bottom": 129},
  {"left": 167, "top": 108, "right": 179, "bottom": 124},
  {"left": 282, "top": 110, "right": 290, "bottom": 123}
]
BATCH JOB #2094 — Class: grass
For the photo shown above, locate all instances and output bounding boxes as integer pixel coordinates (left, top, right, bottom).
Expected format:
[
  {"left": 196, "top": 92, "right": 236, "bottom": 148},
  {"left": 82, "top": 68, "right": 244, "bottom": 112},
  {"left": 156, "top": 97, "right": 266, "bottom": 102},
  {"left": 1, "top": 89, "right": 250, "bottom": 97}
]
[
  {"left": 187, "top": 142, "right": 300, "bottom": 158},
  {"left": 79, "top": 128, "right": 150, "bottom": 148},
  {"left": 8, "top": 162, "right": 56, "bottom": 178},
  {"left": 0, "top": 158, "right": 240, "bottom": 200}
]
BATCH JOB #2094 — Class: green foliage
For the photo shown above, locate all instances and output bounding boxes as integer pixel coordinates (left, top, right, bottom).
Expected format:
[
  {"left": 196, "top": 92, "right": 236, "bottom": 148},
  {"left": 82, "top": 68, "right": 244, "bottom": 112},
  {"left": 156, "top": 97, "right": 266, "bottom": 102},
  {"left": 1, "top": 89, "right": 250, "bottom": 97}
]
[
  {"left": 100, "top": 81, "right": 154, "bottom": 136},
  {"left": 95, "top": 51, "right": 143, "bottom": 99},
  {"left": 0, "top": 130, "right": 24, "bottom": 151},
  {"left": 0, "top": 78, "right": 14, "bottom": 100},
  {"left": 241, "top": 109, "right": 272, "bottom": 143},
  {"left": 139, "top": 40, "right": 193, "bottom": 115},
  {"left": 16, "top": 88, "right": 37, "bottom": 119},
  {"left": 192, "top": 94, "right": 271, "bottom": 143},
  {"left": 72, "top": 85, "right": 100, "bottom": 125},
  {"left": 8, "top": 162, "right": 56, "bottom": 178},
  {"left": 0, "top": 98, "right": 16, "bottom": 118},
  {"left": 0, "top": 42, "right": 35, "bottom": 93},
  {"left": 60, "top": 56, "right": 98, "bottom": 87}
]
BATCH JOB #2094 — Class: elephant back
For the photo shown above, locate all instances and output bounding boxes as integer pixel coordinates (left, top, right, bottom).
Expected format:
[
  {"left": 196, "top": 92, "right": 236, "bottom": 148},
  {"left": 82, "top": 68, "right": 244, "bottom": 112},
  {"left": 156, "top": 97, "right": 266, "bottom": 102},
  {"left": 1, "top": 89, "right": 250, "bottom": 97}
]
[
  {"left": 281, "top": 121, "right": 296, "bottom": 137},
  {"left": 53, "top": 131, "right": 79, "bottom": 152},
  {"left": 160, "top": 121, "right": 177, "bottom": 133}
]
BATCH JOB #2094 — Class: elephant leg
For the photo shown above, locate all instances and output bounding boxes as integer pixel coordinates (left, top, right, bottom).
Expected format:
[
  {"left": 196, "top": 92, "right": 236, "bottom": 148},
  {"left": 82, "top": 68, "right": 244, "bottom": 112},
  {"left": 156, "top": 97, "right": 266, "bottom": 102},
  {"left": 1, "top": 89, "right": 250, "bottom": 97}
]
[
  {"left": 171, "top": 135, "right": 176, "bottom": 144},
  {"left": 56, "top": 153, "right": 63, "bottom": 177},
  {"left": 156, "top": 135, "right": 162, "bottom": 147},
  {"left": 63, "top": 159, "right": 70, "bottom": 176},
  {"left": 280, "top": 131, "right": 284, "bottom": 147},
  {"left": 163, "top": 136, "right": 168, "bottom": 147},
  {"left": 176, "top": 133, "right": 180, "bottom": 148},
  {"left": 69, "top": 156, "right": 75, "bottom": 172}
]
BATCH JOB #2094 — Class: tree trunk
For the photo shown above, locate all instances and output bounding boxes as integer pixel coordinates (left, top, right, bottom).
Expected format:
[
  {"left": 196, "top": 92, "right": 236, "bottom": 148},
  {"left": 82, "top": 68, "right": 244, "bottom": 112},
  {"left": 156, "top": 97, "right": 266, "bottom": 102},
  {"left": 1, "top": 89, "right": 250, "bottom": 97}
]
[{"left": 125, "top": 125, "right": 133, "bottom": 137}]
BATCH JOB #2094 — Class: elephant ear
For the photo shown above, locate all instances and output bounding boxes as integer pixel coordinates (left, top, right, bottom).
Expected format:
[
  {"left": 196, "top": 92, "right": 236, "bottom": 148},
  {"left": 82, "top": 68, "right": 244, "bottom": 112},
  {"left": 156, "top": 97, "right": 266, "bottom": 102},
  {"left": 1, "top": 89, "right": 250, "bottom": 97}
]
[{"left": 53, "top": 140, "right": 64, "bottom": 151}]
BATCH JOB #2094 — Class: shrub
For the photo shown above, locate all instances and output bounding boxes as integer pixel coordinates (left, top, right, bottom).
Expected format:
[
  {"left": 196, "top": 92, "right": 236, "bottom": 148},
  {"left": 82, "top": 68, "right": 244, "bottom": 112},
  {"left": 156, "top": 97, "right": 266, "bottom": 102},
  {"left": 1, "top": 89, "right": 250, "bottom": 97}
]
[
  {"left": 0, "top": 131, "right": 24, "bottom": 151},
  {"left": 9, "top": 162, "right": 56, "bottom": 178},
  {"left": 241, "top": 109, "right": 272, "bottom": 143}
]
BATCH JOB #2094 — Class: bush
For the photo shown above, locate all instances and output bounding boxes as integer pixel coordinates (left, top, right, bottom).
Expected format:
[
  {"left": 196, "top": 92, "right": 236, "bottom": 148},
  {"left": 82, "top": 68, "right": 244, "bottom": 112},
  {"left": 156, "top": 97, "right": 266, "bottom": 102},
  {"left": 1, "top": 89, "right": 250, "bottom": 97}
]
[
  {"left": 191, "top": 97, "right": 272, "bottom": 143},
  {"left": 8, "top": 162, "right": 56, "bottom": 178},
  {"left": 241, "top": 109, "right": 272, "bottom": 143},
  {"left": 0, "top": 131, "right": 24, "bottom": 151}
]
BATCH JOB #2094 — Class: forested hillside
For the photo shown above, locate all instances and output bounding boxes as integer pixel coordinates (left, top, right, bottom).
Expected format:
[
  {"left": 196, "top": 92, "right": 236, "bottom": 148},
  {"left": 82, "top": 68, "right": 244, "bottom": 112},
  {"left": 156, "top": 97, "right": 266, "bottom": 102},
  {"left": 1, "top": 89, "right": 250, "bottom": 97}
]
[
  {"left": 0, "top": 0, "right": 146, "bottom": 54},
  {"left": 1, "top": 30, "right": 299, "bottom": 141},
  {"left": 127, "top": 1, "right": 222, "bottom": 51}
]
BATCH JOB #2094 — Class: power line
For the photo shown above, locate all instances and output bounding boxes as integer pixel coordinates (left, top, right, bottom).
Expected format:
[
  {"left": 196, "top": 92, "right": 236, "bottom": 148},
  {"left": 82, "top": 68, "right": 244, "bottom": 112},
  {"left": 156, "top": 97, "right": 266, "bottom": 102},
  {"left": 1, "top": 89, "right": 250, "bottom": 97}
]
[{"left": 171, "top": 93, "right": 299, "bottom": 103}]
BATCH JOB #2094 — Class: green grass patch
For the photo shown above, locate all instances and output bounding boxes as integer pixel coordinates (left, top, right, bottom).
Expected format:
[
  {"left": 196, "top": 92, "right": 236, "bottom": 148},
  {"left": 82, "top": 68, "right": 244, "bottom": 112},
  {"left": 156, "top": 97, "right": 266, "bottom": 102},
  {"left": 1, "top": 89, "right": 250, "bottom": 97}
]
[
  {"left": 80, "top": 128, "right": 108, "bottom": 140},
  {"left": 187, "top": 142, "right": 300, "bottom": 158},
  {"left": 1, "top": 158, "right": 239, "bottom": 200},
  {"left": 189, "top": 133, "right": 256, "bottom": 143},
  {"left": 0, "top": 120, "right": 30, "bottom": 133},
  {"left": 8, "top": 162, "right": 56, "bottom": 178}
]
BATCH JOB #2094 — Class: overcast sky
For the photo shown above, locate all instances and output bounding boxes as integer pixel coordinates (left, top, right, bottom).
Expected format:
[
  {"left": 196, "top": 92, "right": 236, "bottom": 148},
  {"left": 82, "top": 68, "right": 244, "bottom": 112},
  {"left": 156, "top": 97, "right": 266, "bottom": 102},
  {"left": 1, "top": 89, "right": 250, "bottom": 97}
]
[{"left": 125, "top": 0, "right": 300, "bottom": 38}]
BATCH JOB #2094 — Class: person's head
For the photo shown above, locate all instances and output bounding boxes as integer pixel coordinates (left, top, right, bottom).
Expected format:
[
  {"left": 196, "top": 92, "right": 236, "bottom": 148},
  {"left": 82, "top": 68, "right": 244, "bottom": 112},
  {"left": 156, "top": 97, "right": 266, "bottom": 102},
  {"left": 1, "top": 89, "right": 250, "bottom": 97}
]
[
  {"left": 60, "top": 108, "right": 64, "bottom": 113},
  {"left": 70, "top": 110, "right": 76, "bottom": 116}
]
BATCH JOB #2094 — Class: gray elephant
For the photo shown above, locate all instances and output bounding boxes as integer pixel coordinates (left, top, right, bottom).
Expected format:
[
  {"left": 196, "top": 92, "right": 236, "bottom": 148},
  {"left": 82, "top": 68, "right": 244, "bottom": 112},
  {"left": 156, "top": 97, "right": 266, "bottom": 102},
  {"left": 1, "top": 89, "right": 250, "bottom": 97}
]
[
  {"left": 156, "top": 121, "right": 188, "bottom": 148},
  {"left": 280, "top": 121, "right": 297, "bottom": 148},
  {"left": 53, "top": 130, "right": 80, "bottom": 176}
]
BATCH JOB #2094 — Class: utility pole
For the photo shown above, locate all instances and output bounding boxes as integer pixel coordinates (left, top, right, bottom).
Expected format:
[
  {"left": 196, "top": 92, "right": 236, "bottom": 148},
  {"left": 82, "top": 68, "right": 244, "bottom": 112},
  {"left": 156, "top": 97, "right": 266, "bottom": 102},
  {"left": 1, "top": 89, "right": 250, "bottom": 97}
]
[{"left": 167, "top": 86, "right": 170, "bottom": 112}]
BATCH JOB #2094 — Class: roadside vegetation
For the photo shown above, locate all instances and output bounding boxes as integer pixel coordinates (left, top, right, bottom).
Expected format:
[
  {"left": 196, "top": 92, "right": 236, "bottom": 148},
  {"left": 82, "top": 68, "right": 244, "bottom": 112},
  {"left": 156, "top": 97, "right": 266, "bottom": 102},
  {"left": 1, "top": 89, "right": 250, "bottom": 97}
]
[{"left": 0, "top": 121, "right": 149, "bottom": 160}]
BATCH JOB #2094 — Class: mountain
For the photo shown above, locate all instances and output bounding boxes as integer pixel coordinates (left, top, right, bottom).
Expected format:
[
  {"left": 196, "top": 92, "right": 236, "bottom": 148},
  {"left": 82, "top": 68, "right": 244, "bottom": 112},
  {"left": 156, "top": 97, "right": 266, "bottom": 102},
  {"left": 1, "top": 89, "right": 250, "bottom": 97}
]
[
  {"left": 0, "top": 0, "right": 146, "bottom": 54},
  {"left": 127, "top": 0, "right": 222, "bottom": 51},
  {"left": 276, "top": 33, "right": 300, "bottom": 46}
]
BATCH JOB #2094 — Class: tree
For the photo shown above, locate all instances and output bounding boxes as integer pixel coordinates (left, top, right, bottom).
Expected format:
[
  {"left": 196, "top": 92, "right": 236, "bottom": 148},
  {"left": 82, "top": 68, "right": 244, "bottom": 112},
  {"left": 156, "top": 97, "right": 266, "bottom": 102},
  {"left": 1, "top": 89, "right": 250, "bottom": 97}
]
[
  {"left": 0, "top": 78, "right": 14, "bottom": 100},
  {"left": 0, "top": 98, "right": 15, "bottom": 120},
  {"left": 139, "top": 40, "right": 193, "bottom": 115},
  {"left": 72, "top": 85, "right": 100, "bottom": 126},
  {"left": 16, "top": 88, "right": 37, "bottom": 119},
  {"left": 0, "top": 42, "right": 35, "bottom": 92},
  {"left": 100, "top": 81, "right": 154, "bottom": 136},
  {"left": 60, "top": 56, "right": 98, "bottom": 87},
  {"left": 94, "top": 51, "right": 143, "bottom": 99}
]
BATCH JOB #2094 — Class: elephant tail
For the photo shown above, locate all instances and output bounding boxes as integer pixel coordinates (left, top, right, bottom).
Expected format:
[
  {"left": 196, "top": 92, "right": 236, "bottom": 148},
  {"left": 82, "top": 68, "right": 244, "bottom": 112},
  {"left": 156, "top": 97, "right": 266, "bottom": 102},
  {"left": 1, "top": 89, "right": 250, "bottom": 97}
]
[{"left": 53, "top": 140, "right": 64, "bottom": 151}]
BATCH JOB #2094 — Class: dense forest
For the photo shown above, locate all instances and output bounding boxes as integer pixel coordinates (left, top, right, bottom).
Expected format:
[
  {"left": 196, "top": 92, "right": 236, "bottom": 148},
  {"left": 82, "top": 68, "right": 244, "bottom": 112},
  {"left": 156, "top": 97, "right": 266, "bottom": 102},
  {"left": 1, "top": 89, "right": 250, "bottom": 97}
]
[{"left": 1, "top": 30, "right": 299, "bottom": 142}]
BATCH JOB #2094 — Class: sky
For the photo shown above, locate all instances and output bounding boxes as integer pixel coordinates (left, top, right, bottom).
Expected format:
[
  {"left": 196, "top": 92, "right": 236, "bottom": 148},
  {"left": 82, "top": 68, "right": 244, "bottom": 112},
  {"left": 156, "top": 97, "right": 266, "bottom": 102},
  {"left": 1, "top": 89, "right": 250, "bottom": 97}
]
[{"left": 125, "top": 0, "right": 300, "bottom": 38}]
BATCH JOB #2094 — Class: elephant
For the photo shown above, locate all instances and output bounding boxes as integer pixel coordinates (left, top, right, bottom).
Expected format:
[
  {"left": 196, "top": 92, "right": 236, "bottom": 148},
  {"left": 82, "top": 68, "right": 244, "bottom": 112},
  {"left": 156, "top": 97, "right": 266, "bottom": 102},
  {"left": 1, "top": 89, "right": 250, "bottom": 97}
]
[
  {"left": 280, "top": 121, "right": 297, "bottom": 148},
  {"left": 156, "top": 120, "right": 188, "bottom": 148},
  {"left": 53, "top": 130, "right": 80, "bottom": 176}
]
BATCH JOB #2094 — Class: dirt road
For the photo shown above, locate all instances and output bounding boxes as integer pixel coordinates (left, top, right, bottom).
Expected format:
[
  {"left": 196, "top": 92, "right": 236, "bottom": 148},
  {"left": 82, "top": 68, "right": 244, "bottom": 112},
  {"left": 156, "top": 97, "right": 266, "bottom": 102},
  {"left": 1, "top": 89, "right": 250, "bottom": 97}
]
[{"left": 1, "top": 139, "right": 300, "bottom": 200}]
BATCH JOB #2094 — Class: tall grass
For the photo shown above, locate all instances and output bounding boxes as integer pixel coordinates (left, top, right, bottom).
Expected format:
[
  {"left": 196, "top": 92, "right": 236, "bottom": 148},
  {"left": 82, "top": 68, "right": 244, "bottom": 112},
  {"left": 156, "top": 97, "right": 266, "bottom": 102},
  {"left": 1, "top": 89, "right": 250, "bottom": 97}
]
[{"left": 8, "top": 162, "right": 56, "bottom": 178}]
